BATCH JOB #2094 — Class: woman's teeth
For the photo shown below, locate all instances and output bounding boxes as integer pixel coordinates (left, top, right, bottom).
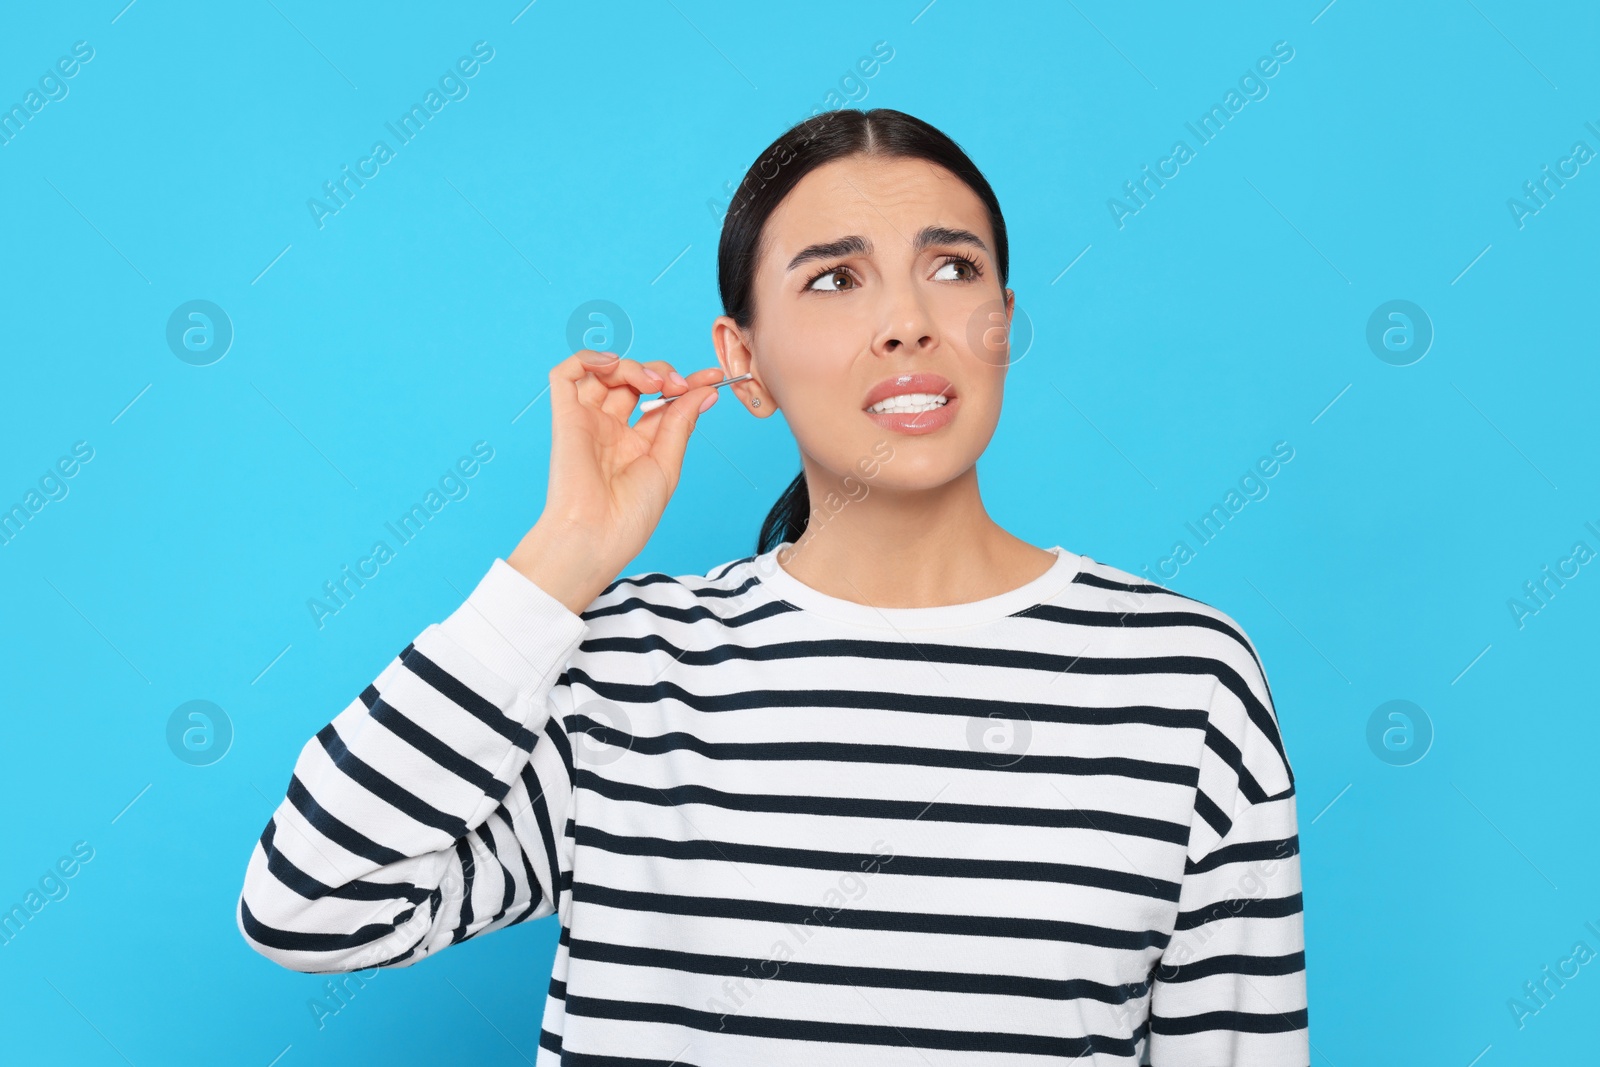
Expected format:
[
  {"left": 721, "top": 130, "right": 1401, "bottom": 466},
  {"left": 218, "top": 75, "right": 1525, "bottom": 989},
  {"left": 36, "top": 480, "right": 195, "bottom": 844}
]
[{"left": 866, "top": 393, "right": 950, "bottom": 415}]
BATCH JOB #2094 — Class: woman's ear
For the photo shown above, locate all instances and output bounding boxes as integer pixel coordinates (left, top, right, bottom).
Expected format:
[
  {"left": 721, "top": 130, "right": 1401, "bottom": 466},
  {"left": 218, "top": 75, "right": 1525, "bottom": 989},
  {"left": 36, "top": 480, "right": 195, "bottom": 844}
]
[{"left": 711, "top": 314, "right": 775, "bottom": 417}]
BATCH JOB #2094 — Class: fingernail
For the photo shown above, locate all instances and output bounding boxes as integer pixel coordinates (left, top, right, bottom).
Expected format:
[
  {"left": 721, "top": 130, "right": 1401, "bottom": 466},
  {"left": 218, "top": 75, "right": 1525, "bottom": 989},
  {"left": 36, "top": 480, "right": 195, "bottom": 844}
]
[
  {"left": 670, "top": 372, "right": 689, "bottom": 388},
  {"left": 643, "top": 368, "right": 663, "bottom": 382},
  {"left": 697, "top": 391, "right": 718, "bottom": 413}
]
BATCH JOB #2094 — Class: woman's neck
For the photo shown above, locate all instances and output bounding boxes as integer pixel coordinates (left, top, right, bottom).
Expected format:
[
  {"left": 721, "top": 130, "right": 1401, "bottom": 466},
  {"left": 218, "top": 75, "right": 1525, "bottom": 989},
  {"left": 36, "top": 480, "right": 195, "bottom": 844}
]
[{"left": 776, "top": 463, "right": 1058, "bottom": 610}]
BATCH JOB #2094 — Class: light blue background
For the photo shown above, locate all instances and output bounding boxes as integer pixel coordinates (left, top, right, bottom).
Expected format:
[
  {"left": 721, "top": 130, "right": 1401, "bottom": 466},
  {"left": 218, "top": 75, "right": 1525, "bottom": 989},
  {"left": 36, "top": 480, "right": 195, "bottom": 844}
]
[{"left": 2, "top": 1, "right": 1596, "bottom": 1063}]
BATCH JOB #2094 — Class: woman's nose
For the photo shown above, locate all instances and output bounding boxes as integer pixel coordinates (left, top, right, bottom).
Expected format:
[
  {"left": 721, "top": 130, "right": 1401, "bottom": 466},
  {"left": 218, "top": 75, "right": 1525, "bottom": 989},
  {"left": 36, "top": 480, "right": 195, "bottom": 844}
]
[{"left": 876, "top": 286, "right": 937, "bottom": 355}]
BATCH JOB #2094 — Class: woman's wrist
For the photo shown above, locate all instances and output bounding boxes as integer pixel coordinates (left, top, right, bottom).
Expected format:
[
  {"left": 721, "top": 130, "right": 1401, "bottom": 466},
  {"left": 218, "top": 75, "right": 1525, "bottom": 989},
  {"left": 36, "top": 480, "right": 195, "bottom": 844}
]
[{"left": 506, "top": 517, "right": 628, "bottom": 616}]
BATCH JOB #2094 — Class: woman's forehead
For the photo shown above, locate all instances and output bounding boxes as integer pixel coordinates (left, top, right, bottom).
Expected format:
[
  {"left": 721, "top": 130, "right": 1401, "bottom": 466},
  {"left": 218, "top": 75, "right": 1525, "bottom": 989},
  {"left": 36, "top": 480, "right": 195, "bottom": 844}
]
[{"left": 762, "top": 157, "right": 992, "bottom": 262}]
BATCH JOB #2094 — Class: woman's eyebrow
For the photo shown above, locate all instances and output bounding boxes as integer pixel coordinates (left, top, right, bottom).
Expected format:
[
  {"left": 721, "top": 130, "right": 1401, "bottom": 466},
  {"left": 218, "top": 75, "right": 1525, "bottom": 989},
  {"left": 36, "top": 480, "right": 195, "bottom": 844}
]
[
  {"left": 785, "top": 226, "right": 990, "bottom": 273},
  {"left": 915, "top": 225, "right": 989, "bottom": 257},
  {"left": 786, "top": 235, "right": 869, "bottom": 273}
]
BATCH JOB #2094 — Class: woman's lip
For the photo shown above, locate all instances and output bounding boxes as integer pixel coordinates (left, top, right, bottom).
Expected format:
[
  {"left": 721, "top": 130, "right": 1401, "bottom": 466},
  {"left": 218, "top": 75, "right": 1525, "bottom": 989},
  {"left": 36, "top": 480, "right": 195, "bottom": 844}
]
[
  {"left": 864, "top": 394, "right": 958, "bottom": 435},
  {"left": 861, "top": 372, "right": 956, "bottom": 411}
]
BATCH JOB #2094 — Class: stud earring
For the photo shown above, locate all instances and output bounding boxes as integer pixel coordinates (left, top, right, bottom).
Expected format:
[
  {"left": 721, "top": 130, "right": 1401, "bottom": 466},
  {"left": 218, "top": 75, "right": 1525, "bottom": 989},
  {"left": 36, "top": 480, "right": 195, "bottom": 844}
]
[{"left": 751, "top": 397, "right": 761, "bottom": 408}]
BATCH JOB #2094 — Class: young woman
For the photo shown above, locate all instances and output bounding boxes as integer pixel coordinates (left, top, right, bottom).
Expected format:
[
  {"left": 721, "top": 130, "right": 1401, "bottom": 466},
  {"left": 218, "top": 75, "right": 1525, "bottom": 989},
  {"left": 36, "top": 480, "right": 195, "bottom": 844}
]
[{"left": 238, "top": 108, "right": 1308, "bottom": 1065}]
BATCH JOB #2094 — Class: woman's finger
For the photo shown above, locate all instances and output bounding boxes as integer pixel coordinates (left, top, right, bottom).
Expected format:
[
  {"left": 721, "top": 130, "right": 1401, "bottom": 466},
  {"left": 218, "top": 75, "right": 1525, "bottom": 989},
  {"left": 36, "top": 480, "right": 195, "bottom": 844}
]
[
  {"left": 598, "top": 361, "right": 728, "bottom": 424},
  {"left": 556, "top": 352, "right": 665, "bottom": 424},
  {"left": 564, "top": 350, "right": 662, "bottom": 400},
  {"left": 557, "top": 346, "right": 736, "bottom": 436},
  {"left": 646, "top": 384, "right": 718, "bottom": 491},
  {"left": 630, "top": 367, "right": 733, "bottom": 442},
  {"left": 599, "top": 372, "right": 646, "bottom": 423},
  {"left": 599, "top": 355, "right": 665, "bottom": 399},
  {"left": 639, "top": 362, "right": 730, "bottom": 397},
  {"left": 639, "top": 360, "right": 688, "bottom": 396},
  {"left": 549, "top": 352, "right": 603, "bottom": 425}
]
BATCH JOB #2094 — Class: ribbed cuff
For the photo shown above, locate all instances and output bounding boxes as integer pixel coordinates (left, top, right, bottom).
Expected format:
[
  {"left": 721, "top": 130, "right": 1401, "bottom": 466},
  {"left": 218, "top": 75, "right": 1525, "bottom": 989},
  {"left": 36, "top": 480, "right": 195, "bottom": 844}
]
[{"left": 437, "top": 557, "right": 589, "bottom": 696}]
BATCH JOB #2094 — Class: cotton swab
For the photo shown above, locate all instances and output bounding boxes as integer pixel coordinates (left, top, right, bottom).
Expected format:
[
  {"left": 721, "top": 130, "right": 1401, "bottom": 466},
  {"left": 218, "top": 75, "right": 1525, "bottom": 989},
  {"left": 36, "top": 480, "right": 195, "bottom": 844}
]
[{"left": 638, "top": 373, "right": 753, "bottom": 413}]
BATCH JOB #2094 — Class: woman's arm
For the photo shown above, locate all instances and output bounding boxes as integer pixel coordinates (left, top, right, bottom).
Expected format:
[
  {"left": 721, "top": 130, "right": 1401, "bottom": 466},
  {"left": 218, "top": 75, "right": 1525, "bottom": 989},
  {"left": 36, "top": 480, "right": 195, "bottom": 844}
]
[
  {"left": 1146, "top": 636, "right": 1309, "bottom": 1065},
  {"left": 235, "top": 555, "right": 590, "bottom": 972},
  {"left": 234, "top": 351, "right": 725, "bottom": 973}
]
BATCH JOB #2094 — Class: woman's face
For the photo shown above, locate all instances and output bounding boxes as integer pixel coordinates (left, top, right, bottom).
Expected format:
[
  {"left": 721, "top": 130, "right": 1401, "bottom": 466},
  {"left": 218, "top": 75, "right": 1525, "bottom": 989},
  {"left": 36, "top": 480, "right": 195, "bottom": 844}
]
[{"left": 714, "top": 153, "right": 1014, "bottom": 493}]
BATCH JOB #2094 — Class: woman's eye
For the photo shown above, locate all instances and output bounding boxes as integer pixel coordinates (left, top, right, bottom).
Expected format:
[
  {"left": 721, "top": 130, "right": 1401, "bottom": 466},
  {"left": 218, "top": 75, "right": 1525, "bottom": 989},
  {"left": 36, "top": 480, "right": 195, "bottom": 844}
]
[
  {"left": 808, "top": 268, "right": 856, "bottom": 292},
  {"left": 933, "top": 258, "right": 977, "bottom": 282}
]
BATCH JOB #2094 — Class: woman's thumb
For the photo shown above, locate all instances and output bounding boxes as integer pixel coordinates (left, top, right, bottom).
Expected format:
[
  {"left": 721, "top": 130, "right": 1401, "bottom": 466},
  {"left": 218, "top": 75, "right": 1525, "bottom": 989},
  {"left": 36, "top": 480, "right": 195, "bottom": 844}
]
[{"left": 646, "top": 386, "right": 717, "bottom": 482}]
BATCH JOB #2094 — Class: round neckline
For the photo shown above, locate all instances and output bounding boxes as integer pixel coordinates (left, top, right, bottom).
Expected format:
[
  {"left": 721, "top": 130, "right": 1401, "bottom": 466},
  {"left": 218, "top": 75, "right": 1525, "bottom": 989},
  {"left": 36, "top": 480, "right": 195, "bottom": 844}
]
[{"left": 750, "top": 541, "right": 1085, "bottom": 632}]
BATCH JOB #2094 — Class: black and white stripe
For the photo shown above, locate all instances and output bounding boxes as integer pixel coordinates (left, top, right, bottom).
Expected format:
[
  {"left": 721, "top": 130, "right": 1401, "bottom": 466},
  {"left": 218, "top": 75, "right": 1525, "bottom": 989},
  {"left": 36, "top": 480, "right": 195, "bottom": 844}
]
[{"left": 238, "top": 544, "right": 1308, "bottom": 1064}]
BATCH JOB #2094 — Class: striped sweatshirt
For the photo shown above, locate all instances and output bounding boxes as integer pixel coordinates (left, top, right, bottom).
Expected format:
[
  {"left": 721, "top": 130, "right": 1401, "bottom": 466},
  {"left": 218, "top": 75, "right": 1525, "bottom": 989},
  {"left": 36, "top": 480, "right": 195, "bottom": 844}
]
[{"left": 237, "top": 541, "right": 1309, "bottom": 1065}]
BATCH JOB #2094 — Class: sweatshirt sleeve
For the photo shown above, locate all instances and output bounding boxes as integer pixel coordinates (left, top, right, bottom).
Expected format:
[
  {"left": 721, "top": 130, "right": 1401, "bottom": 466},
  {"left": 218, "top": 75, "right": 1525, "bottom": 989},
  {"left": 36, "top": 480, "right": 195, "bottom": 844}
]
[
  {"left": 236, "top": 557, "right": 590, "bottom": 973},
  {"left": 1146, "top": 627, "right": 1309, "bottom": 1065}
]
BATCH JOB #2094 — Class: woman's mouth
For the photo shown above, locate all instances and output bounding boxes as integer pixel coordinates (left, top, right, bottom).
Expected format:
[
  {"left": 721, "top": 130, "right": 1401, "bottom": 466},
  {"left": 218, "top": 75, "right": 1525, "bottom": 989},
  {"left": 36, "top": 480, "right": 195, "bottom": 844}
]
[
  {"left": 862, "top": 373, "right": 957, "bottom": 435},
  {"left": 865, "top": 392, "right": 949, "bottom": 415}
]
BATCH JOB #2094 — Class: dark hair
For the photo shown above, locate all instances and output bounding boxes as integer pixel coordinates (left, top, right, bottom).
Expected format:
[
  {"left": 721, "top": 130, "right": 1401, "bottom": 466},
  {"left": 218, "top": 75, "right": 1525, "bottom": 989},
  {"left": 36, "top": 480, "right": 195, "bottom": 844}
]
[{"left": 717, "top": 108, "right": 1010, "bottom": 555}]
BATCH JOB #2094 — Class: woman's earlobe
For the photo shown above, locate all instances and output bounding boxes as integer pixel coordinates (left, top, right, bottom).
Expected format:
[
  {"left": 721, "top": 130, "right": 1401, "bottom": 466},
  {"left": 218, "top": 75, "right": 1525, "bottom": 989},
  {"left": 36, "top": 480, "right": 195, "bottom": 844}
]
[{"left": 744, "top": 386, "right": 773, "bottom": 415}]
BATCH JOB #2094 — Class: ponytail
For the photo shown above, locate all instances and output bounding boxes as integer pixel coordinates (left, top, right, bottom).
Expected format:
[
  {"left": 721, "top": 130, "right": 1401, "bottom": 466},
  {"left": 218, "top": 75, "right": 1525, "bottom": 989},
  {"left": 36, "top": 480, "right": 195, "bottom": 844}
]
[{"left": 756, "top": 470, "right": 809, "bottom": 553}]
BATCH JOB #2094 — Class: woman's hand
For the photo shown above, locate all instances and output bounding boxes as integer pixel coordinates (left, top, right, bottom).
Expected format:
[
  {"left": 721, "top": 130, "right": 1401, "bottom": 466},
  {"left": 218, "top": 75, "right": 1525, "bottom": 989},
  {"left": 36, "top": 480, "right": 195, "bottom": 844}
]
[{"left": 507, "top": 350, "right": 728, "bottom": 613}]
